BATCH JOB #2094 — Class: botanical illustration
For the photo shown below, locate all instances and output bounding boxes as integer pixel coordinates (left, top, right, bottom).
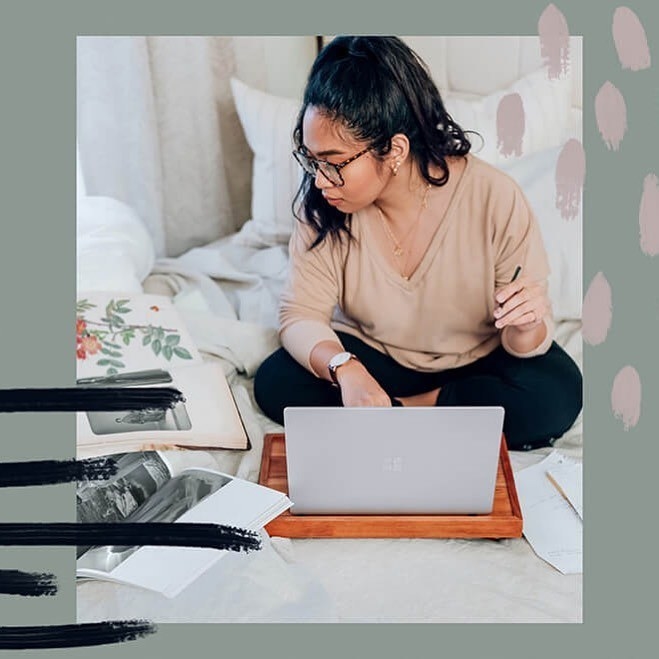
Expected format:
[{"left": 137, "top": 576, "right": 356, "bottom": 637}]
[{"left": 76, "top": 298, "right": 194, "bottom": 375}]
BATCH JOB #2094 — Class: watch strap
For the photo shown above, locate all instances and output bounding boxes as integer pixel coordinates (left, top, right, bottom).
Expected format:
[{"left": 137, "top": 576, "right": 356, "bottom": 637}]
[{"left": 327, "top": 352, "right": 358, "bottom": 385}]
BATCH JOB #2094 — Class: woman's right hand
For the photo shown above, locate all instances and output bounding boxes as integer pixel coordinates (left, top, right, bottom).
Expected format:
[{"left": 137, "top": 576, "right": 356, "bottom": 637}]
[{"left": 335, "top": 360, "right": 392, "bottom": 407}]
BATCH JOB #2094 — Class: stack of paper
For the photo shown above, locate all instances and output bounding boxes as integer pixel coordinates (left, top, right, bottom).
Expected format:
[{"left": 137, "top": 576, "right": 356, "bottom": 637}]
[{"left": 515, "top": 452, "right": 583, "bottom": 574}]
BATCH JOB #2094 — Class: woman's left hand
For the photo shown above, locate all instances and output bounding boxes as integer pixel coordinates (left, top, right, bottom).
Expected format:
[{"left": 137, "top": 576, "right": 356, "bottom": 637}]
[{"left": 493, "top": 276, "right": 550, "bottom": 332}]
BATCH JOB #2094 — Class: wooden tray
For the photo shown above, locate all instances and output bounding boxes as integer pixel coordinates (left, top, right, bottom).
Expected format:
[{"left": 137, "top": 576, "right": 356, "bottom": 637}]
[{"left": 258, "top": 433, "right": 523, "bottom": 538}]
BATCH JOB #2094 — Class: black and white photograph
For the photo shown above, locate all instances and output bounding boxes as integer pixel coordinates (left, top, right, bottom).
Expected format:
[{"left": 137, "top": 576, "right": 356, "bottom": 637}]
[
  {"left": 77, "top": 451, "right": 171, "bottom": 528},
  {"left": 77, "top": 467, "right": 233, "bottom": 574},
  {"left": 86, "top": 399, "right": 192, "bottom": 435}
]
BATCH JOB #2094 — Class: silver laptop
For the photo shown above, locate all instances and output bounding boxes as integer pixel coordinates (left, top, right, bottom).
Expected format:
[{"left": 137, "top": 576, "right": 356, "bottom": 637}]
[{"left": 283, "top": 406, "right": 505, "bottom": 515}]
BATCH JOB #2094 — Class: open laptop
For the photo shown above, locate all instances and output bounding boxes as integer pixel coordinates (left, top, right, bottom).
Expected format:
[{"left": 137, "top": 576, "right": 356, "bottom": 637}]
[{"left": 283, "top": 406, "right": 505, "bottom": 515}]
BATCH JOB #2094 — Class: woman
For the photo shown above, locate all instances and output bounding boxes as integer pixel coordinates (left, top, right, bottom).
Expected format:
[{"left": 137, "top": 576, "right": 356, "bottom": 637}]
[{"left": 254, "top": 36, "right": 582, "bottom": 450}]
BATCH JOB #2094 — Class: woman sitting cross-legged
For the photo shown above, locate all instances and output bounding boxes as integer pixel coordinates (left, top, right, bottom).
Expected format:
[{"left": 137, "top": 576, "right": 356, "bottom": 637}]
[{"left": 254, "top": 36, "right": 582, "bottom": 451}]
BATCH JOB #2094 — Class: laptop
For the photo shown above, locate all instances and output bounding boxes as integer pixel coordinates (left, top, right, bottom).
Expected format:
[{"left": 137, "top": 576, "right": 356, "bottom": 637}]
[{"left": 283, "top": 406, "right": 505, "bottom": 515}]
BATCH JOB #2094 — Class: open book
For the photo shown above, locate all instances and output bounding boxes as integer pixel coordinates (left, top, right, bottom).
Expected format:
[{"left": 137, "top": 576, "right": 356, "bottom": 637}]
[
  {"left": 76, "top": 450, "right": 292, "bottom": 598},
  {"left": 76, "top": 291, "right": 249, "bottom": 457}
]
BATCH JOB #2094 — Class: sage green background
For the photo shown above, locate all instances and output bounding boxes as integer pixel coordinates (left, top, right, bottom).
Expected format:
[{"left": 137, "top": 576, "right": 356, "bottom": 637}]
[{"left": 1, "top": 0, "right": 657, "bottom": 656}]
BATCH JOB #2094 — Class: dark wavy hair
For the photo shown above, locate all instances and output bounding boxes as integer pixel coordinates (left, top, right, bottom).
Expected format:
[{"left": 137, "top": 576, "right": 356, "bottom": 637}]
[{"left": 292, "top": 36, "right": 474, "bottom": 249}]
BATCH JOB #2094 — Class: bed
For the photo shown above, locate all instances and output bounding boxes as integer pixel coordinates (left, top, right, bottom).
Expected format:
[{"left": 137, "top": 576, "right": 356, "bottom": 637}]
[{"left": 76, "top": 35, "right": 583, "bottom": 623}]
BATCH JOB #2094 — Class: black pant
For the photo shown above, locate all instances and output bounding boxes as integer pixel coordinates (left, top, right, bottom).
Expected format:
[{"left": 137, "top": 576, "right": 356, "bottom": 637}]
[{"left": 254, "top": 332, "right": 583, "bottom": 451}]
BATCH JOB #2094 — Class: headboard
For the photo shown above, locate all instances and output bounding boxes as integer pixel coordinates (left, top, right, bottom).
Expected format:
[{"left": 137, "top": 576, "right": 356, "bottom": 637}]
[
  {"left": 401, "top": 36, "right": 582, "bottom": 142},
  {"left": 401, "top": 36, "right": 582, "bottom": 108}
]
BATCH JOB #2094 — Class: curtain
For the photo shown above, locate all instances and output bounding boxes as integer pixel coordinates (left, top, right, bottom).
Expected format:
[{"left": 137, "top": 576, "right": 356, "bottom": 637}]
[{"left": 76, "top": 36, "right": 248, "bottom": 258}]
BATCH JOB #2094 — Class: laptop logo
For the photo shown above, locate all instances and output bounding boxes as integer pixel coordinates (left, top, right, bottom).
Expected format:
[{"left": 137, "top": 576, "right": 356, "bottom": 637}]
[{"left": 382, "top": 456, "right": 403, "bottom": 472}]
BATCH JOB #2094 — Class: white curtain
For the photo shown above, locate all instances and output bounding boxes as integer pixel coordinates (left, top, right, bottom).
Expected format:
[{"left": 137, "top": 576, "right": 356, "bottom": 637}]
[{"left": 77, "top": 36, "right": 241, "bottom": 257}]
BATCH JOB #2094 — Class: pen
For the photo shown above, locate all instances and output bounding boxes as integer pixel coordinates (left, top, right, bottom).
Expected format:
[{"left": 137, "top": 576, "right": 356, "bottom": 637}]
[
  {"left": 496, "top": 266, "right": 522, "bottom": 314},
  {"left": 76, "top": 369, "right": 173, "bottom": 387}
]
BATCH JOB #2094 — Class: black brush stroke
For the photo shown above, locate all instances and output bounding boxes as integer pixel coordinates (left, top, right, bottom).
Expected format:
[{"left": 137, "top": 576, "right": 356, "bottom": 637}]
[
  {"left": 0, "top": 386, "right": 184, "bottom": 413},
  {"left": 0, "top": 456, "right": 118, "bottom": 488},
  {"left": 0, "top": 570, "right": 58, "bottom": 596},
  {"left": 0, "top": 621, "right": 156, "bottom": 649},
  {"left": 0, "top": 522, "right": 262, "bottom": 552},
  {"left": 0, "top": 388, "right": 240, "bottom": 651}
]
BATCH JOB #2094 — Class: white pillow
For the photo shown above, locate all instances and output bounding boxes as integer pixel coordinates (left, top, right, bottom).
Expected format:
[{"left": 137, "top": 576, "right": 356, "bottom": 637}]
[
  {"left": 230, "top": 77, "right": 302, "bottom": 246},
  {"left": 499, "top": 147, "right": 582, "bottom": 321},
  {"left": 443, "top": 66, "right": 573, "bottom": 166},
  {"left": 77, "top": 196, "right": 155, "bottom": 293}
]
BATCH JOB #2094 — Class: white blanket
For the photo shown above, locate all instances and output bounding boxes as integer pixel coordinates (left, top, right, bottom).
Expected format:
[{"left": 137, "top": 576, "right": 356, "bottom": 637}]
[{"left": 77, "top": 230, "right": 583, "bottom": 623}]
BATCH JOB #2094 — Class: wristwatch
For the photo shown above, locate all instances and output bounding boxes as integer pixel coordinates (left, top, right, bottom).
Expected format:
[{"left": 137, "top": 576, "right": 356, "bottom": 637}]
[{"left": 327, "top": 351, "right": 359, "bottom": 385}]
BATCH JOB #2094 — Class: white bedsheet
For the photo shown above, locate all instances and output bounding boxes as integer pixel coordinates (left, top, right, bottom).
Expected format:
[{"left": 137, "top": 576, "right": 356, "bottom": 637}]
[{"left": 77, "top": 232, "right": 583, "bottom": 623}]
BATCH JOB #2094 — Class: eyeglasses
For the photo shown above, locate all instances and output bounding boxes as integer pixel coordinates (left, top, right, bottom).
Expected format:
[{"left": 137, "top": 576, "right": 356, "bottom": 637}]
[{"left": 292, "top": 146, "right": 371, "bottom": 187}]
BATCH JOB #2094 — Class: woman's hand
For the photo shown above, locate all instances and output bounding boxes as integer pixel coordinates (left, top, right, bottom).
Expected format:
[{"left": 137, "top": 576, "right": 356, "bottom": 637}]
[
  {"left": 335, "top": 360, "right": 392, "bottom": 407},
  {"left": 493, "top": 276, "right": 550, "bottom": 332}
]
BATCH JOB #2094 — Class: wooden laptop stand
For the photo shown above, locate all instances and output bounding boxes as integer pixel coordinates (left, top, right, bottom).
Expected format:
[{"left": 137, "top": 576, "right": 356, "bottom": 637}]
[{"left": 258, "top": 433, "right": 523, "bottom": 539}]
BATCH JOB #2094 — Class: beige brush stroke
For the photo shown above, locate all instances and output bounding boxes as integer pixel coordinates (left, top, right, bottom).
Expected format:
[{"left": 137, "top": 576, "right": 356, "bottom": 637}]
[
  {"left": 582, "top": 272, "right": 612, "bottom": 346},
  {"left": 613, "top": 6, "right": 651, "bottom": 71},
  {"left": 555, "top": 139, "right": 585, "bottom": 220},
  {"left": 496, "top": 93, "right": 525, "bottom": 158},
  {"left": 611, "top": 365, "right": 641, "bottom": 431},
  {"left": 538, "top": 3, "right": 571, "bottom": 79},
  {"left": 639, "top": 173, "right": 659, "bottom": 256},
  {"left": 595, "top": 81, "right": 627, "bottom": 151}
]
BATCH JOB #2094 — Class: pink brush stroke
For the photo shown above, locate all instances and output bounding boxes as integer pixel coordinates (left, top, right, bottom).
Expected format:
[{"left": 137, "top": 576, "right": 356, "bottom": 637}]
[
  {"left": 613, "top": 7, "right": 651, "bottom": 71},
  {"left": 496, "top": 93, "right": 525, "bottom": 158},
  {"left": 595, "top": 81, "right": 627, "bottom": 151},
  {"left": 611, "top": 365, "right": 641, "bottom": 431},
  {"left": 555, "top": 139, "right": 585, "bottom": 220},
  {"left": 639, "top": 174, "right": 659, "bottom": 256},
  {"left": 582, "top": 272, "right": 612, "bottom": 346},
  {"left": 538, "top": 3, "right": 571, "bottom": 78}
]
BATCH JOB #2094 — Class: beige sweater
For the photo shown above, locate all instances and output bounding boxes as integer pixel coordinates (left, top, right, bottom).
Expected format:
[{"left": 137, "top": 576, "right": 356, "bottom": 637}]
[{"left": 279, "top": 154, "right": 553, "bottom": 375}]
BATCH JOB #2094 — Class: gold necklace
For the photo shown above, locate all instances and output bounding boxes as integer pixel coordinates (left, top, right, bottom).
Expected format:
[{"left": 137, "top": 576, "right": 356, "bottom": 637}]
[{"left": 376, "top": 182, "right": 432, "bottom": 279}]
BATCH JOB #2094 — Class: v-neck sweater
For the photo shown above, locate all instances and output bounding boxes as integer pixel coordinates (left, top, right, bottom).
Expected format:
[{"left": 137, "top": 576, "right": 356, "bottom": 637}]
[{"left": 279, "top": 154, "right": 553, "bottom": 374}]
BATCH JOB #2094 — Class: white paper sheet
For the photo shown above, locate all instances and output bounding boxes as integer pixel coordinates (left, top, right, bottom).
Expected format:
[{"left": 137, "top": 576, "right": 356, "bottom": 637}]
[
  {"left": 515, "top": 452, "right": 582, "bottom": 574},
  {"left": 547, "top": 462, "right": 583, "bottom": 519}
]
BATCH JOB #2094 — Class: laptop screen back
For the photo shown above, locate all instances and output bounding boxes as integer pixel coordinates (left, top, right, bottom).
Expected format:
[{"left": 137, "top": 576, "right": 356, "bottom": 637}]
[{"left": 283, "top": 406, "right": 504, "bottom": 515}]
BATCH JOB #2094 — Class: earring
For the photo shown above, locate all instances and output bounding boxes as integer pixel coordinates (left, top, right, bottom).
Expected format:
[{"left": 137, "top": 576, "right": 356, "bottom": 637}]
[{"left": 391, "top": 160, "right": 400, "bottom": 176}]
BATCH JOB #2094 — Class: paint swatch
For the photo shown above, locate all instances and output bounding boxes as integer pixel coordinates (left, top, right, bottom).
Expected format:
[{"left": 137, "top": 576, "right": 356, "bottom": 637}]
[
  {"left": 595, "top": 82, "right": 627, "bottom": 151},
  {"left": 582, "top": 272, "right": 613, "bottom": 346},
  {"left": 0, "top": 621, "right": 156, "bottom": 650},
  {"left": 496, "top": 93, "right": 525, "bottom": 157},
  {"left": 555, "top": 138, "right": 585, "bottom": 220},
  {"left": 0, "top": 387, "right": 184, "bottom": 413},
  {"left": 538, "top": 3, "right": 571, "bottom": 78},
  {"left": 0, "top": 570, "right": 57, "bottom": 597},
  {"left": 0, "top": 457, "right": 117, "bottom": 488},
  {"left": 611, "top": 365, "right": 641, "bottom": 430},
  {"left": 613, "top": 7, "right": 651, "bottom": 71},
  {"left": 0, "top": 522, "right": 261, "bottom": 552},
  {"left": 639, "top": 173, "right": 659, "bottom": 256}
]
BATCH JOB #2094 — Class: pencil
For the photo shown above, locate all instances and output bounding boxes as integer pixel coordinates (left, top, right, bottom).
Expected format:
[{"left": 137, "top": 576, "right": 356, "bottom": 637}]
[{"left": 510, "top": 265, "right": 522, "bottom": 283}]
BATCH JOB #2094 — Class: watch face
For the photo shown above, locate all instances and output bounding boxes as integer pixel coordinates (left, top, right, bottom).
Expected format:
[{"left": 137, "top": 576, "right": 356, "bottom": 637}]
[{"left": 329, "top": 352, "right": 352, "bottom": 369}]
